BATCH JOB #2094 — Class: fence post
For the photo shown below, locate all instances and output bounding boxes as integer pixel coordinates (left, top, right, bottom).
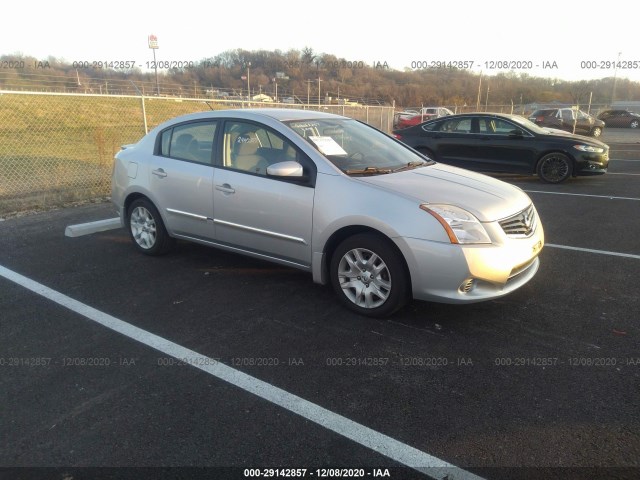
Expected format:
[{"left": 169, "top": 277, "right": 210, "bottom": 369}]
[{"left": 140, "top": 94, "right": 148, "bottom": 134}]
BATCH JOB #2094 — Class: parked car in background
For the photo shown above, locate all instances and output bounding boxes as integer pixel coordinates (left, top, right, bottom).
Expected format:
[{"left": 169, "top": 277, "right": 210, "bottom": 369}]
[
  {"left": 393, "top": 112, "right": 609, "bottom": 184},
  {"left": 597, "top": 109, "right": 640, "bottom": 128},
  {"left": 112, "top": 109, "right": 544, "bottom": 317},
  {"left": 528, "top": 108, "right": 605, "bottom": 137},
  {"left": 394, "top": 106, "right": 454, "bottom": 129}
]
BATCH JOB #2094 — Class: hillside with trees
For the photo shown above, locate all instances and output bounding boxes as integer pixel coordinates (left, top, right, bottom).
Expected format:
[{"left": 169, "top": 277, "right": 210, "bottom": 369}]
[{"left": 2, "top": 49, "right": 640, "bottom": 109}]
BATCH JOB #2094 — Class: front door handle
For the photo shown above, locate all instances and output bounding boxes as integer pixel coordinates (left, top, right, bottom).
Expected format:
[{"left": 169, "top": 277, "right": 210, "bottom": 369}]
[
  {"left": 215, "top": 183, "right": 235, "bottom": 194},
  {"left": 152, "top": 168, "right": 167, "bottom": 178}
]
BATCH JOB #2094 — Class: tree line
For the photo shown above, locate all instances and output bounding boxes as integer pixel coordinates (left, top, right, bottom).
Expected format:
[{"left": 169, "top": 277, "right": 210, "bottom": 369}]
[{"left": 2, "top": 49, "right": 639, "bottom": 108}]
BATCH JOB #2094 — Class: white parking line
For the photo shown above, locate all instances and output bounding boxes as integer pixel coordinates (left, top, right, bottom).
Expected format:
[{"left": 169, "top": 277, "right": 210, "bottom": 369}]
[
  {"left": 546, "top": 244, "right": 640, "bottom": 260},
  {"left": 65, "top": 218, "right": 122, "bottom": 237},
  {"left": 524, "top": 190, "right": 640, "bottom": 201},
  {"left": 607, "top": 172, "right": 640, "bottom": 176},
  {"left": 0, "top": 264, "right": 483, "bottom": 480}
]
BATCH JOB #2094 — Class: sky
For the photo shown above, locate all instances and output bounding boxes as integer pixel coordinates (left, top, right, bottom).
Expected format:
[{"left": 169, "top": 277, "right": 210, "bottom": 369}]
[{"left": 2, "top": 0, "right": 639, "bottom": 83}]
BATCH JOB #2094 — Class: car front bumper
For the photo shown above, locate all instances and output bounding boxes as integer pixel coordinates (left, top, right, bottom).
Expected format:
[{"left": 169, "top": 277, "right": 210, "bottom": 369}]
[{"left": 397, "top": 223, "right": 544, "bottom": 304}]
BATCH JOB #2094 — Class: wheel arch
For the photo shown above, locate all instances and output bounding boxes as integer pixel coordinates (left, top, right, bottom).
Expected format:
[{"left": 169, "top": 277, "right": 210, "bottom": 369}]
[
  {"left": 318, "top": 225, "right": 412, "bottom": 294},
  {"left": 124, "top": 191, "right": 152, "bottom": 216},
  {"left": 123, "top": 191, "right": 175, "bottom": 237},
  {"left": 535, "top": 149, "right": 577, "bottom": 176}
]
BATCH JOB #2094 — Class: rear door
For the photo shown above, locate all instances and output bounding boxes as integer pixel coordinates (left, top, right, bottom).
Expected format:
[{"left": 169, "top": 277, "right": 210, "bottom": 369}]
[
  {"left": 428, "top": 117, "right": 477, "bottom": 168},
  {"left": 149, "top": 121, "right": 217, "bottom": 240}
]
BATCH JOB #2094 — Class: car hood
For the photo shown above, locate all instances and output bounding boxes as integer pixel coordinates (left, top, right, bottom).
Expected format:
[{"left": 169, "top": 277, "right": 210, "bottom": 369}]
[
  {"left": 355, "top": 164, "right": 531, "bottom": 222},
  {"left": 542, "top": 128, "right": 608, "bottom": 146}
]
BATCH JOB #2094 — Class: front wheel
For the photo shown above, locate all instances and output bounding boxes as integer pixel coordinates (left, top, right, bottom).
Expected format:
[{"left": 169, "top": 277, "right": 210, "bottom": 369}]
[
  {"left": 330, "top": 233, "right": 409, "bottom": 317},
  {"left": 630, "top": 120, "right": 639, "bottom": 129},
  {"left": 536, "top": 153, "right": 573, "bottom": 184},
  {"left": 127, "top": 198, "right": 175, "bottom": 255},
  {"left": 591, "top": 126, "right": 602, "bottom": 137}
]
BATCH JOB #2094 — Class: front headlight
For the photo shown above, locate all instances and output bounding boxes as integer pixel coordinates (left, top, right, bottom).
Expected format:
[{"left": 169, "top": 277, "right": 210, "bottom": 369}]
[
  {"left": 420, "top": 204, "right": 492, "bottom": 244},
  {"left": 574, "top": 144, "right": 604, "bottom": 153}
]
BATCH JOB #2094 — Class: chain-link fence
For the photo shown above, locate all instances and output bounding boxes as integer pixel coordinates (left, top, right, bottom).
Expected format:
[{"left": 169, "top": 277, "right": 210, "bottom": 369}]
[{"left": 0, "top": 91, "right": 394, "bottom": 216}]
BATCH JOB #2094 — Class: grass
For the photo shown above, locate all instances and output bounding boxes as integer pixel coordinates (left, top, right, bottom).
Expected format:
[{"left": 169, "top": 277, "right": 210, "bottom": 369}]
[
  {"left": 0, "top": 93, "right": 394, "bottom": 216},
  {"left": 0, "top": 93, "right": 215, "bottom": 215}
]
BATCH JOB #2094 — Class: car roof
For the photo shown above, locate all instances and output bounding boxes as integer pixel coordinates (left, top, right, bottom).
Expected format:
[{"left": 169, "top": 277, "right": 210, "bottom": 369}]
[
  {"left": 164, "top": 108, "right": 349, "bottom": 124},
  {"left": 422, "top": 112, "right": 525, "bottom": 122}
]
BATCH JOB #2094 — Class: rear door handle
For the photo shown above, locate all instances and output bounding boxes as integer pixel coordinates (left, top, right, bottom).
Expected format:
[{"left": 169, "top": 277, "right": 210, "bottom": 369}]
[
  {"left": 215, "top": 183, "right": 235, "bottom": 194},
  {"left": 152, "top": 168, "right": 167, "bottom": 178}
]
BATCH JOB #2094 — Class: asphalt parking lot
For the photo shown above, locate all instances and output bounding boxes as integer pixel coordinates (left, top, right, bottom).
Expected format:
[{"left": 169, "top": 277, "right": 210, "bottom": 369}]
[{"left": 1, "top": 129, "right": 639, "bottom": 480}]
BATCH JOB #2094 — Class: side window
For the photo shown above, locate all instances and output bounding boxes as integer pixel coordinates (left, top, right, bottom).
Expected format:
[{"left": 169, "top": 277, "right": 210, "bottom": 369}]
[
  {"left": 161, "top": 121, "right": 217, "bottom": 165},
  {"left": 560, "top": 110, "right": 574, "bottom": 122},
  {"left": 494, "top": 119, "right": 519, "bottom": 134},
  {"left": 440, "top": 118, "right": 471, "bottom": 133},
  {"left": 223, "top": 121, "right": 300, "bottom": 176},
  {"left": 421, "top": 120, "right": 440, "bottom": 132}
]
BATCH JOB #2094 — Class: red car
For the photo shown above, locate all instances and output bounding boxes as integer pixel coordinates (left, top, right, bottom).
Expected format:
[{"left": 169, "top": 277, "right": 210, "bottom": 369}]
[{"left": 393, "top": 107, "right": 454, "bottom": 129}]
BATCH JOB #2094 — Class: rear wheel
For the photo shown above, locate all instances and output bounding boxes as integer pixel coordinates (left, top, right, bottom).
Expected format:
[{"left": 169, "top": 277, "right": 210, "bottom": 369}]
[
  {"left": 330, "top": 233, "right": 409, "bottom": 317},
  {"left": 127, "top": 198, "right": 175, "bottom": 255},
  {"left": 536, "top": 153, "right": 573, "bottom": 184},
  {"left": 630, "top": 120, "right": 639, "bottom": 129}
]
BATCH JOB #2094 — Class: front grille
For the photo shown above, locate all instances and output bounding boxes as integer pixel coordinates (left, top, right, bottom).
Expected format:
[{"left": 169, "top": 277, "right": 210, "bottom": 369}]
[{"left": 499, "top": 205, "right": 537, "bottom": 238}]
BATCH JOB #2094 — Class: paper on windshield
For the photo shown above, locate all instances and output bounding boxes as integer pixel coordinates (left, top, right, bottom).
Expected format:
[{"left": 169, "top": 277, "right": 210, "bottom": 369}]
[{"left": 308, "top": 136, "right": 348, "bottom": 156}]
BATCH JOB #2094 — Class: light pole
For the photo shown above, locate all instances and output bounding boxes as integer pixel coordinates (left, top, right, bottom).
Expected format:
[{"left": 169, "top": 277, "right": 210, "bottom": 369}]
[
  {"left": 611, "top": 51, "right": 622, "bottom": 105},
  {"left": 247, "top": 62, "right": 251, "bottom": 99},
  {"left": 317, "top": 77, "right": 322, "bottom": 106}
]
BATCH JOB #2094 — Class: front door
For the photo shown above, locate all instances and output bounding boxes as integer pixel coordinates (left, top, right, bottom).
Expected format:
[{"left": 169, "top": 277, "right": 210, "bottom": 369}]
[{"left": 212, "top": 120, "right": 315, "bottom": 267}]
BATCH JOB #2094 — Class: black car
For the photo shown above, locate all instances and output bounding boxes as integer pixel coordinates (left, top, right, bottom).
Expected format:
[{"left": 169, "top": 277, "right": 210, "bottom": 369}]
[
  {"left": 528, "top": 108, "right": 605, "bottom": 137},
  {"left": 597, "top": 109, "right": 640, "bottom": 128},
  {"left": 392, "top": 113, "right": 609, "bottom": 183}
]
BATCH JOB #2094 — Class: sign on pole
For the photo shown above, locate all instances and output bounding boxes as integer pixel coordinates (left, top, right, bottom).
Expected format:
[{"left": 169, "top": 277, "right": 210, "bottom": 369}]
[{"left": 148, "top": 35, "right": 159, "bottom": 49}]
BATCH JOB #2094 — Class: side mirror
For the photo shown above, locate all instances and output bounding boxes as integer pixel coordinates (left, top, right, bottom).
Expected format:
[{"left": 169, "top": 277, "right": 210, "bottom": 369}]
[
  {"left": 509, "top": 129, "right": 524, "bottom": 137},
  {"left": 267, "top": 161, "right": 304, "bottom": 178}
]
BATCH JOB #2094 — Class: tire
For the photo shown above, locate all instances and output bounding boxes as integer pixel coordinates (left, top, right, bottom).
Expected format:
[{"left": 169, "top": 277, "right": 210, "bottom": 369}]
[
  {"left": 536, "top": 153, "right": 573, "bottom": 184},
  {"left": 630, "top": 120, "right": 639, "bottom": 129},
  {"left": 330, "top": 233, "right": 409, "bottom": 317},
  {"left": 127, "top": 198, "right": 175, "bottom": 255},
  {"left": 590, "top": 126, "right": 602, "bottom": 137}
]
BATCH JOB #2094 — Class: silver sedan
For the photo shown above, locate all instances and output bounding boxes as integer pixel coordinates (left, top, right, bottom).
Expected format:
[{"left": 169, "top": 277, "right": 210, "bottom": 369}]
[{"left": 111, "top": 109, "right": 544, "bottom": 317}]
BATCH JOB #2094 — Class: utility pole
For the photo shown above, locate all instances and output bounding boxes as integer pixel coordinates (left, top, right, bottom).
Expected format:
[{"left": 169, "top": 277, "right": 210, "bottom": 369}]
[
  {"left": 611, "top": 51, "right": 622, "bottom": 105},
  {"left": 247, "top": 62, "right": 251, "bottom": 99},
  {"left": 485, "top": 84, "right": 490, "bottom": 111},
  {"left": 317, "top": 77, "right": 323, "bottom": 106},
  {"left": 476, "top": 72, "right": 482, "bottom": 111},
  {"left": 306, "top": 80, "right": 313, "bottom": 105}
]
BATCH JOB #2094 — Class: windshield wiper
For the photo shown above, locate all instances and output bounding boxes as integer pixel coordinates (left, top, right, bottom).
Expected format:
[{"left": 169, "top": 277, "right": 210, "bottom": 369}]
[
  {"left": 345, "top": 166, "right": 392, "bottom": 175},
  {"left": 392, "top": 160, "right": 433, "bottom": 172}
]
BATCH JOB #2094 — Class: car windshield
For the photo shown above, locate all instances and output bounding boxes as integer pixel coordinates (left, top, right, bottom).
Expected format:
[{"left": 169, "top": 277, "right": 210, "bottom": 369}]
[
  {"left": 284, "top": 118, "right": 434, "bottom": 175},
  {"left": 508, "top": 115, "right": 548, "bottom": 134}
]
